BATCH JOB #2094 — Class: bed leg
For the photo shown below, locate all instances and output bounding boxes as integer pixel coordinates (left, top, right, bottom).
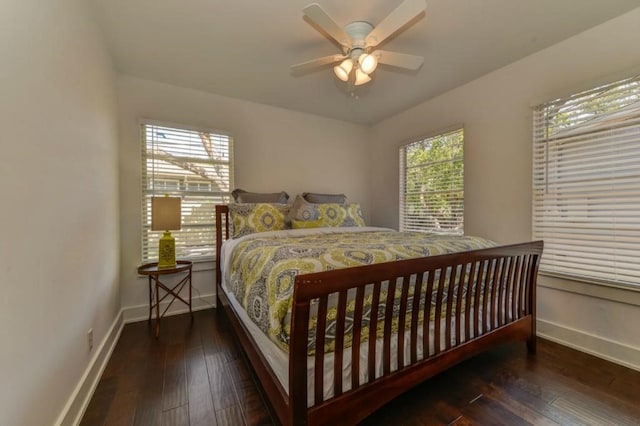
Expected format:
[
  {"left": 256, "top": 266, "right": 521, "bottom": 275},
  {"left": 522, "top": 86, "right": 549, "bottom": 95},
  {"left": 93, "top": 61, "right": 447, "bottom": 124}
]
[
  {"left": 216, "top": 292, "right": 224, "bottom": 316},
  {"left": 527, "top": 336, "right": 537, "bottom": 354}
]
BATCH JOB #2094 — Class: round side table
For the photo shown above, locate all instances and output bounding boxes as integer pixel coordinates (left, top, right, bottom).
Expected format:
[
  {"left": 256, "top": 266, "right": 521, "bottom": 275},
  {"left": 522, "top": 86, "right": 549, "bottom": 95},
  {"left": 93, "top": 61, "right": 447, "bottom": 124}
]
[{"left": 137, "top": 260, "right": 193, "bottom": 337}]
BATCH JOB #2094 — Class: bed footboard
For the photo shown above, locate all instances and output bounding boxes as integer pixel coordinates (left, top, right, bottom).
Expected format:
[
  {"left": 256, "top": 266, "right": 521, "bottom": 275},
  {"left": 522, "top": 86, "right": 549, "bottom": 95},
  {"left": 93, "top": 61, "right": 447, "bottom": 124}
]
[{"left": 289, "top": 240, "right": 542, "bottom": 426}]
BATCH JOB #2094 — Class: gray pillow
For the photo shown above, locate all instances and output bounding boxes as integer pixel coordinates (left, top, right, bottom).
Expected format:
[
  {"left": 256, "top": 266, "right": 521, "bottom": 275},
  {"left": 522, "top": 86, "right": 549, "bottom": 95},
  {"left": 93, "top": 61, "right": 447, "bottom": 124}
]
[
  {"left": 288, "top": 195, "right": 321, "bottom": 224},
  {"left": 302, "top": 192, "right": 346, "bottom": 204},
  {"left": 232, "top": 188, "right": 289, "bottom": 204}
]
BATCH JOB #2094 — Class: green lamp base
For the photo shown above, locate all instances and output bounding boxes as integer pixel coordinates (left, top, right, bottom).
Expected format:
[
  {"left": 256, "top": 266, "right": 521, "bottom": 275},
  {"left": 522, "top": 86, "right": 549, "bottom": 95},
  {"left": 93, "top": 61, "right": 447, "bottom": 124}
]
[{"left": 158, "top": 230, "right": 176, "bottom": 269}]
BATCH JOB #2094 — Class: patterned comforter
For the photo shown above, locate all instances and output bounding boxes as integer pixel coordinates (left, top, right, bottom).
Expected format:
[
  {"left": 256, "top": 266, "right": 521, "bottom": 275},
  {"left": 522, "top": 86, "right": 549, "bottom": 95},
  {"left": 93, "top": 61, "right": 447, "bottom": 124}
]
[{"left": 221, "top": 227, "right": 496, "bottom": 354}]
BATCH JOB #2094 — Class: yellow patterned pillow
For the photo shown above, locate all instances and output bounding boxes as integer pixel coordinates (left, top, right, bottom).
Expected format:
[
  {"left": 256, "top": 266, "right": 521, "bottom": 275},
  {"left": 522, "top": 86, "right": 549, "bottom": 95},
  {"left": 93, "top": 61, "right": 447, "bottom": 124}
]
[
  {"left": 229, "top": 203, "right": 290, "bottom": 238},
  {"left": 317, "top": 203, "right": 366, "bottom": 227},
  {"left": 291, "top": 219, "right": 325, "bottom": 229}
]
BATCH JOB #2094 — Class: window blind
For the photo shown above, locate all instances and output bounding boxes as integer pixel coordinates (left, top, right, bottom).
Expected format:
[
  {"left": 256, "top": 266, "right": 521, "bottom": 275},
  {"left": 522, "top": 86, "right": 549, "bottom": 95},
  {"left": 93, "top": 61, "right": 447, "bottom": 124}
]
[
  {"left": 532, "top": 75, "right": 640, "bottom": 287},
  {"left": 141, "top": 122, "right": 233, "bottom": 262},
  {"left": 399, "top": 128, "right": 464, "bottom": 234}
]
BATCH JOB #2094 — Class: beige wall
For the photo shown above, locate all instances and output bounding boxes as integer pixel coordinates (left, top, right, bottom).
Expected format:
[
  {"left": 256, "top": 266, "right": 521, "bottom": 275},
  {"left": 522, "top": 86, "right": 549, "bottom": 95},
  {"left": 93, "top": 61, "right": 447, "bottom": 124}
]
[
  {"left": 0, "top": 0, "right": 120, "bottom": 424},
  {"left": 368, "top": 8, "right": 640, "bottom": 369},
  {"left": 117, "top": 75, "right": 370, "bottom": 314}
]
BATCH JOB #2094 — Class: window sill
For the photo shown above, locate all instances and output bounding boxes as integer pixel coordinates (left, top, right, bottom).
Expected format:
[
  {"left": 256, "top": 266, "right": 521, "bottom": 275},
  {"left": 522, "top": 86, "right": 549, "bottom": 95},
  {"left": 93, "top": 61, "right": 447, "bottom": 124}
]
[
  {"left": 538, "top": 272, "right": 640, "bottom": 307},
  {"left": 190, "top": 257, "right": 215, "bottom": 272}
]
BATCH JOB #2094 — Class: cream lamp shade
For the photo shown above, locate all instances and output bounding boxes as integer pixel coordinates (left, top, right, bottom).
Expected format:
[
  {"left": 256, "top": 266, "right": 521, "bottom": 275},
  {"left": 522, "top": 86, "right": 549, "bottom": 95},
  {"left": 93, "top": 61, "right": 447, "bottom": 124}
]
[
  {"left": 354, "top": 68, "right": 372, "bottom": 86},
  {"left": 358, "top": 53, "right": 378, "bottom": 74},
  {"left": 333, "top": 59, "right": 353, "bottom": 82},
  {"left": 152, "top": 197, "right": 181, "bottom": 231}
]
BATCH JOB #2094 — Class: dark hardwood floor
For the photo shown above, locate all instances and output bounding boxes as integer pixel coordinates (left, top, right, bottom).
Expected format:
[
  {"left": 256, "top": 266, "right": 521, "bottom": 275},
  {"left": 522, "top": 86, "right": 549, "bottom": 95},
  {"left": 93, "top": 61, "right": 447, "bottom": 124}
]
[{"left": 81, "top": 309, "right": 640, "bottom": 426}]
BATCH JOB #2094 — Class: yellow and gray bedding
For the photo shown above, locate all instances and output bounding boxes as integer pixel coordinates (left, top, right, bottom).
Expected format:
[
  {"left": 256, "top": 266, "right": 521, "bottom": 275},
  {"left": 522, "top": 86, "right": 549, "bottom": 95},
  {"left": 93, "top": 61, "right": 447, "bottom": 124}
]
[{"left": 222, "top": 227, "right": 496, "bottom": 354}]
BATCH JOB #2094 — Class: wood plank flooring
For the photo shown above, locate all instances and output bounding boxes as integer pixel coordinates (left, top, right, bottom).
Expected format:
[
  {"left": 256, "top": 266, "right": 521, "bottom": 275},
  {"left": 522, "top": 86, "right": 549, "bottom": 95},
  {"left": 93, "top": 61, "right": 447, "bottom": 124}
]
[{"left": 81, "top": 309, "right": 640, "bottom": 425}]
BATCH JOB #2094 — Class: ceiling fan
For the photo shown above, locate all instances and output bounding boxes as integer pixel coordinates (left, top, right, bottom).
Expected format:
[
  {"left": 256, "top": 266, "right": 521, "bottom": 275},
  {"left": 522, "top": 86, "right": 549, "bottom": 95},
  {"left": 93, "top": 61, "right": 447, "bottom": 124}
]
[{"left": 291, "top": 0, "right": 427, "bottom": 87}]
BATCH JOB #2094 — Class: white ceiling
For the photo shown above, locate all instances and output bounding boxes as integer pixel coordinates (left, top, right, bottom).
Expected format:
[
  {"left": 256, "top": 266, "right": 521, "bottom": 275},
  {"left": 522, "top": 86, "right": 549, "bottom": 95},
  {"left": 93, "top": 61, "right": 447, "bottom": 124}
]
[{"left": 90, "top": 0, "right": 640, "bottom": 125}]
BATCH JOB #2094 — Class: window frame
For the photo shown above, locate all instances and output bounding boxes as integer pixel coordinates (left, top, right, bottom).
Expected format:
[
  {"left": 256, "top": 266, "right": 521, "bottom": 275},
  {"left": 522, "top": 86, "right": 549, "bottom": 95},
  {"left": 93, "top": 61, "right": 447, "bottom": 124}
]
[
  {"left": 140, "top": 119, "right": 234, "bottom": 264},
  {"left": 399, "top": 127, "right": 464, "bottom": 235},
  {"left": 532, "top": 74, "right": 640, "bottom": 289}
]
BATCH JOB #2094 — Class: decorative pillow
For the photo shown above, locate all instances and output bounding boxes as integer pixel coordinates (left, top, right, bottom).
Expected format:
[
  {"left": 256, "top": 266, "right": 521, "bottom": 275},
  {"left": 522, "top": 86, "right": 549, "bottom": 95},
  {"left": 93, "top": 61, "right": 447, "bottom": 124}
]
[
  {"left": 291, "top": 219, "right": 325, "bottom": 229},
  {"left": 316, "top": 203, "right": 366, "bottom": 227},
  {"left": 228, "top": 203, "right": 290, "bottom": 238},
  {"left": 288, "top": 195, "right": 321, "bottom": 222},
  {"left": 302, "top": 192, "right": 346, "bottom": 204},
  {"left": 232, "top": 188, "right": 289, "bottom": 204}
]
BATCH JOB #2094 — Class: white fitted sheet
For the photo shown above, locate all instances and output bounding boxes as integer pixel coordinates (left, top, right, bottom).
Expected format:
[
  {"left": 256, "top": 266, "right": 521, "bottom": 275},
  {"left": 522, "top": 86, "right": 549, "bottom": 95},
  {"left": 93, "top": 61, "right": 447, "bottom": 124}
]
[{"left": 220, "top": 260, "right": 501, "bottom": 407}]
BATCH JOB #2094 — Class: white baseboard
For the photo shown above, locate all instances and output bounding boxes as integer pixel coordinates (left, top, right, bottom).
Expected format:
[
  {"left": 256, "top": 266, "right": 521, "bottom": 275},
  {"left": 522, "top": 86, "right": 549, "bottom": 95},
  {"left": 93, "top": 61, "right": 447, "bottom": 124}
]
[
  {"left": 53, "top": 293, "right": 217, "bottom": 426},
  {"left": 537, "top": 318, "right": 640, "bottom": 372},
  {"left": 53, "top": 293, "right": 217, "bottom": 425},
  {"left": 55, "top": 309, "right": 124, "bottom": 426},
  {"left": 123, "top": 293, "right": 216, "bottom": 324}
]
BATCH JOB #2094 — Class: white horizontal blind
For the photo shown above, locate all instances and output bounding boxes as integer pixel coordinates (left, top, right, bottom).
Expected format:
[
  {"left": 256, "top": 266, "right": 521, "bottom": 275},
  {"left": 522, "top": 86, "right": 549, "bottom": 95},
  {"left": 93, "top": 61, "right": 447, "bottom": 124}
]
[
  {"left": 141, "top": 122, "right": 233, "bottom": 262},
  {"left": 532, "top": 75, "right": 640, "bottom": 287},
  {"left": 400, "top": 128, "right": 464, "bottom": 234}
]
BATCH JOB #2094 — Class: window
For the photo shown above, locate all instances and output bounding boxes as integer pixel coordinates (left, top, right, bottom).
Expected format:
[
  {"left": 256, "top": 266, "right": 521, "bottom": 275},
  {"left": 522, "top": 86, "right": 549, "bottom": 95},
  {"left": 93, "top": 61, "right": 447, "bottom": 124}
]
[
  {"left": 141, "top": 121, "right": 233, "bottom": 262},
  {"left": 399, "top": 128, "right": 464, "bottom": 234},
  {"left": 532, "top": 75, "right": 640, "bottom": 287}
]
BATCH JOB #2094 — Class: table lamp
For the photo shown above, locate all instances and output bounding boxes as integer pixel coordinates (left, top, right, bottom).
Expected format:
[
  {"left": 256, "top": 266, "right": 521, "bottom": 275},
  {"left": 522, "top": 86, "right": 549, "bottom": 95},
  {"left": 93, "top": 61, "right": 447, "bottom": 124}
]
[{"left": 152, "top": 196, "right": 181, "bottom": 268}]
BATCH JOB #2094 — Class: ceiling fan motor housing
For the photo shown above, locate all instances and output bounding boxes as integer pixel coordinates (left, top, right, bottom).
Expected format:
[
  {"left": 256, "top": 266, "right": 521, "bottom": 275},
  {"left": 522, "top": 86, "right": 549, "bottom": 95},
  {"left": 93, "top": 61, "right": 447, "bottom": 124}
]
[{"left": 344, "top": 21, "right": 374, "bottom": 50}]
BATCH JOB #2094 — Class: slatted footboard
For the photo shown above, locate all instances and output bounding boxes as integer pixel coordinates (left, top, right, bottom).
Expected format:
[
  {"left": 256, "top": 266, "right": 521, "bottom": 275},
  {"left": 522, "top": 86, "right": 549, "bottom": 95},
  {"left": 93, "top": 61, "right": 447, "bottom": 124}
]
[{"left": 290, "top": 241, "right": 542, "bottom": 425}]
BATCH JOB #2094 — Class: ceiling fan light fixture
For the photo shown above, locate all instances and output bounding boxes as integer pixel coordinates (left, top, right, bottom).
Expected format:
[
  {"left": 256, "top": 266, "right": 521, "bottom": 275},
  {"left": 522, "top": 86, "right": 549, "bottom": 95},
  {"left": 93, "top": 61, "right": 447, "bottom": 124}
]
[
  {"left": 333, "top": 59, "right": 353, "bottom": 82},
  {"left": 293, "top": 1, "right": 427, "bottom": 89},
  {"left": 354, "top": 68, "right": 372, "bottom": 86},
  {"left": 358, "top": 53, "right": 378, "bottom": 74}
]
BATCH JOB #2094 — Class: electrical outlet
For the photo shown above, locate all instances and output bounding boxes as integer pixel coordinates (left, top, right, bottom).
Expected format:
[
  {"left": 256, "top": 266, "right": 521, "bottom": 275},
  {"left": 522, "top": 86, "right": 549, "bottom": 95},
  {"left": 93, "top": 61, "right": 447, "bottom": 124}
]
[{"left": 87, "top": 328, "right": 93, "bottom": 352}]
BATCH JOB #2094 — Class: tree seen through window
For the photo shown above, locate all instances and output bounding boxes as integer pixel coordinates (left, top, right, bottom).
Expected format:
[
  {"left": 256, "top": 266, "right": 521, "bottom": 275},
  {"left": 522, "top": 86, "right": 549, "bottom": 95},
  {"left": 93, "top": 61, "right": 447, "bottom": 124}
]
[{"left": 400, "top": 129, "right": 464, "bottom": 234}]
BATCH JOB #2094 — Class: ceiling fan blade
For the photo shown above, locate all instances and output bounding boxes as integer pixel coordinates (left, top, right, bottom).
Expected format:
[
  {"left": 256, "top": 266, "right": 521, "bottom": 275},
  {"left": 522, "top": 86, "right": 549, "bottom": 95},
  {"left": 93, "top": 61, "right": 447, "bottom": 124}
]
[
  {"left": 365, "top": 0, "right": 426, "bottom": 48},
  {"left": 375, "top": 50, "right": 424, "bottom": 70},
  {"left": 303, "top": 3, "right": 351, "bottom": 47},
  {"left": 290, "top": 54, "right": 346, "bottom": 74}
]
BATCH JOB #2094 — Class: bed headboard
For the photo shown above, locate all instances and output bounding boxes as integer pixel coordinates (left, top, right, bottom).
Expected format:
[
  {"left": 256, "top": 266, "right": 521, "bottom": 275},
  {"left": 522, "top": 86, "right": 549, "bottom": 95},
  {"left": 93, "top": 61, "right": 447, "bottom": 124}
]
[{"left": 215, "top": 205, "right": 229, "bottom": 286}]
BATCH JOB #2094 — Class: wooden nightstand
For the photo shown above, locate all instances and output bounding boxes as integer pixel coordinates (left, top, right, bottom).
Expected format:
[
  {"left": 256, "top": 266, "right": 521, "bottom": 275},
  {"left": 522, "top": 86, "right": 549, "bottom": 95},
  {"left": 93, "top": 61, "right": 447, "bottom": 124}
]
[{"left": 137, "top": 260, "right": 193, "bottom": 337}]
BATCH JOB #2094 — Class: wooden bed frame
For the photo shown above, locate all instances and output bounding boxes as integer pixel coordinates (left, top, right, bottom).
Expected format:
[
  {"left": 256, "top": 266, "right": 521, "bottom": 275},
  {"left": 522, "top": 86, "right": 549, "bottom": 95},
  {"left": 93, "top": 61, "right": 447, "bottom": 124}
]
[{"left": 215, "top": 205, "right": 543, "bottom": 425}]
